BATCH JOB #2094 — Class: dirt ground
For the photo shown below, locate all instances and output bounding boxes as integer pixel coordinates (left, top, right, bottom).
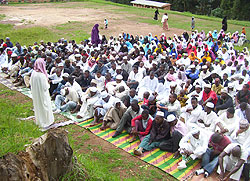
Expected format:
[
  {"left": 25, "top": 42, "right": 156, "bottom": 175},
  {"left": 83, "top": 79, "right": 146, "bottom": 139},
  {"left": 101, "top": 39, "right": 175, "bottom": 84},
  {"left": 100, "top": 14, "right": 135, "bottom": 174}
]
[{"left": 0, "top": 2, "right": 185, "bottom": 37}]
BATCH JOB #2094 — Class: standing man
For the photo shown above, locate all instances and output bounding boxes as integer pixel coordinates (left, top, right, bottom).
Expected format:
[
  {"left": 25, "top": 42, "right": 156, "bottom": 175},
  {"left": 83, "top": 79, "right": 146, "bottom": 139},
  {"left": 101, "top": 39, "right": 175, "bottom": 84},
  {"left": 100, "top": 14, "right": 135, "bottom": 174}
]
[{"left": 161, "top": 13, "right": 169, "bottom": 31}]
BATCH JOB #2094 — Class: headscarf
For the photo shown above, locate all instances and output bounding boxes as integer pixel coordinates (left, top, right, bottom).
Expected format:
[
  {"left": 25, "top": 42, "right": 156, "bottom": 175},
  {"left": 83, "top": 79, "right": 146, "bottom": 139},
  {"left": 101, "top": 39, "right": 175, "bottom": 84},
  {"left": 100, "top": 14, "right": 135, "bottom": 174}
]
[
  {"left": 91, "top": 24, "right": 101, "bottom": 45},
  {"left": 34, "top": 58, "right": 48, "bottom": 79}
]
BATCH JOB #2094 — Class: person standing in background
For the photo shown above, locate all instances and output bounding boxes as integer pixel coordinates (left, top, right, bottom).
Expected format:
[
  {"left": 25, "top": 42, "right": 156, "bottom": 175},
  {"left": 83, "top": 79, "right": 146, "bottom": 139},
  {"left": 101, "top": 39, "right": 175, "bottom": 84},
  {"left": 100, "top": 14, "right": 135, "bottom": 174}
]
[
  {"left": 30, "top": 58, "right": 54, "bottom": 130},
  {"left": 222, "top": 16, "right": 227, "bottom": 31},
  {"left": 161, "top": 13, "right": 169, "bottom": 31},
  {"left": 104, "top": 18, "right": 108, "bottom": 29},
  {"left": 154, "top": 8, "right": 159, "bottom": 20},
  {"left": 191, "top": 17, "right": 195, "bottom": 31}
]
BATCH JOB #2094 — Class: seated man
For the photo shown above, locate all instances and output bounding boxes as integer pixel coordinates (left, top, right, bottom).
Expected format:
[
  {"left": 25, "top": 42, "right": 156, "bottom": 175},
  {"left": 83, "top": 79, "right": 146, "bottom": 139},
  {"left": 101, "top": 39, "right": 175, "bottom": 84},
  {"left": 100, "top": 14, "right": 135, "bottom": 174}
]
[
  {"left": 236, "top": 102, "right": 250, "bottom": 123},
  {"left": 180, "top": 97, "right": 203, "bottom": 131},
  {"left": 48, "top": 68, "right": 63, "bottom": 95},
  {"left": 112, "top": 99, "right": 142, "bottom": 138},
  {"left": 195, "top": 133, "right": 231, "bottom": 178},
  {"left": 106, "top": 74, "right": 129, "bottom": 96},
  {"left": 235, "top": 84, "right": 250, "bottom": 107},
  {"left": 121, "top": 88, "right": 138, "bottom": 108},
  {"left": 137, "top": 71, "right": 158, "bottom": 99},
  {"left": 130, "top": 109, "right": 153, "bottom": 143},
  {"left": 127, "top": 66, "right": 143, "bottom": 89},
  {"left": 159, "top": 114, "right": 188, "bottom": 153},
  {"left": 54, "top": 87, "right": 79, "bottom": 113},
  {"left": 197, "top": 102, "right": 219, "bottom": 133},
  {"left": 177, "top": 129, "right": 208, "bottom": 170},
  {"left": 76, "top": 87, "right": 100, "bottom": 120},
  {"left": 211, "top": 78, "right": 224, "bottom": 96},
  {"left": 91, "top": 91, "right": 116, "bottom": 126},
  {"left": 202, "top": 83, "right": 218, "bottom": 107},
  {"left": 133, "top": 111, "right": 170, "bottom": 156},
  {"left": 216, "top": 107, "right": 239, "bottom": 136},
  {"left": 101, "top": 98, "right": 127, "bottom": 130},
  {"left": 217, "top": 143, "right": 248, "bottom": 181},
  {"left": 157, "top": 93, "right": 181, "bottom": 118},
  {"left": 215, "top": 88, "right": 233, "bottom": 116}
]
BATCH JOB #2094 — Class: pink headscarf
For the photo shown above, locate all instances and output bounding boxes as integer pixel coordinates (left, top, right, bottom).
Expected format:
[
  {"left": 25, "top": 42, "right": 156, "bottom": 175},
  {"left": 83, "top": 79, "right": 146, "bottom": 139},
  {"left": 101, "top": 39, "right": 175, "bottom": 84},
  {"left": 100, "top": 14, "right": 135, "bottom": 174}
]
[{"left": 34, "top": 58, "right": 48, "bottom": 79}]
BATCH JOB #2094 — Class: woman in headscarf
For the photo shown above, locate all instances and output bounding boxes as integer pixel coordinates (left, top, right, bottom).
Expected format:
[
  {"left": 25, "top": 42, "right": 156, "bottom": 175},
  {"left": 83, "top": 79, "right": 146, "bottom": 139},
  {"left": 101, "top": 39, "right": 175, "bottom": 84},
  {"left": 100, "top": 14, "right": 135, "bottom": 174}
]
[
  {"left": 242, "top": 27, "right": 246, "bottom": 35},
  {"left": 91, "top": 24, "right": 101, "bottom": 46},
  {"left": 30, "top": 58, "right": 54, "bottom": 130},
  {"left": 222, "top": 16, "right": 227, "bottom": 31},
  {"left": 189, "top": 52, "right": 199, "bottom": 63}
]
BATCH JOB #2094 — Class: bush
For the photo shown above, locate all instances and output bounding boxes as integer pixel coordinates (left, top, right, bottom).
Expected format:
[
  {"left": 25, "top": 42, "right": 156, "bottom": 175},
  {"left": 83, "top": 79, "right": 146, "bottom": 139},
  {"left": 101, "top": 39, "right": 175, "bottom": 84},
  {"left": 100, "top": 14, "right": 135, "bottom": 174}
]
[{"left": 211, "top": 8, "right": 224, "bottom": 18}]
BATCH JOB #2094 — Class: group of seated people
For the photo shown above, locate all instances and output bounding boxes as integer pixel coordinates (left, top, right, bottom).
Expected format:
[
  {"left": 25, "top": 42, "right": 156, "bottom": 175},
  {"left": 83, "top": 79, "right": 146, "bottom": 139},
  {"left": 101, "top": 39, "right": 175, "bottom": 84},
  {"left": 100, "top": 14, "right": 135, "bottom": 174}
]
[{"left": 0, "top": 27, "right": 249, "bottom": 180}]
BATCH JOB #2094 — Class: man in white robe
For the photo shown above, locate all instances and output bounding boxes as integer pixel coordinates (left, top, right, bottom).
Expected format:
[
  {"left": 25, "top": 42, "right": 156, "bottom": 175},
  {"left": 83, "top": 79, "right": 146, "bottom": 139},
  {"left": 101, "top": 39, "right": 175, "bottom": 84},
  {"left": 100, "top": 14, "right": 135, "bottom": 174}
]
[
  {"left": 106, "top": 74, "right": 129, "bottom": 96},
  {"left": 137, "top": 71, "right": 158, "bottom": 99},
  {"left": 30, "top": 58, "right": 54, "bottom": 129},
  {"left": 76, "top": 87, "right": 100, "bottom": 120},
  {"left": 177, "top": 129, "right": 208, "bottom": 170}
]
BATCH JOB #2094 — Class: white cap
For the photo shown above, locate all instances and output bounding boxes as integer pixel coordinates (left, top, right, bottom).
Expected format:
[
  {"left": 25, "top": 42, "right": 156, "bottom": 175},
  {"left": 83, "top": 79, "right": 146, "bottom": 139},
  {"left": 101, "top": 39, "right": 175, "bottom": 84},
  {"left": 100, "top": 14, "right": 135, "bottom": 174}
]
[
  {"left": 62, "top": 73, "right": 69, "bottom": 78},
  {"left": 140, "top": 52, "right": 144, "bottom": 55},
  {"left": 90, "top": 79, "right": 98, "bottom": 85},
  {"left": 167, "top": 114, "right": 176, "bottom": 122},
  {"left": 202, "top": 65, "right": 208, "bottom": 69},
  {"left": 116, "top": 66, "right": 122, "bottom": 70},
  {"left": 240, "top": 119, "right": 249, "bottom": 127},
  {"left": 221, "top": 88, "right": 228, "bottom": 94},
  {"left": 101, "top": 91, "right": 109, "bottom": 98},
  {"left": 231, "top": 67, "right": 236, "bottom": 71},
  {"left": 123, "top": 56, "right": 128, "bottom": 60},
  {"left": 170, "top": 82, "right": 177, "bottom": 87},
  {"left": 58, "top": 63, "right": 64, "bottom": 67},
  {"left": 228, "top": 83, "right": 234, "bottom": 88},
  {"left": 206, "top": 102, "right": 214, "bottom": 108},
  {"left": 190, "top": 64, "right": 196, "bottom": 69},
  {"left": 156, "top": 111, "right": 164, "bottom": 117},
  {"left": 89, "top": 87, "right": 97, "bottom": 92},
  {"left": 195, "top": 84, "right": 202, "bottom": 88},
  {"left": 75, "top": 54, "right": 82, "bottom": 58},
  {"left": 11, "top": 53, "right": 17, "bottom": 57},
  {"left": 116, "top": 74, "right": 123, "bottom": 80},
  {"left": 204, "top": 84, "right": 211, "bottom": 88}
]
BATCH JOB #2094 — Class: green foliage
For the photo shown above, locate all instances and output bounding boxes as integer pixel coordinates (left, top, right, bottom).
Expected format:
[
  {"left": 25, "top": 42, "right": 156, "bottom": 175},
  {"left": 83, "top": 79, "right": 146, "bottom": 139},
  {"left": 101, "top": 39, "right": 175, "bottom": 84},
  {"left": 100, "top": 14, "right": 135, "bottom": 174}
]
[
  {"left": 0, "top": 85, "right": 42, "bottom": 157},
  {"left": 211, "top": 8, "right": 224, "bottom": 18}
]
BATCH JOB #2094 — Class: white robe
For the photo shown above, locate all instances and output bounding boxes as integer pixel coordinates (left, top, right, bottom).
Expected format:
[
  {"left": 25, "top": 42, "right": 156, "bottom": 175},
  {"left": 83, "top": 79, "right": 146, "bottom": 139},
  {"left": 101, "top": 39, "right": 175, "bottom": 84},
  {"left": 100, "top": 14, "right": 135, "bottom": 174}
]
[
  {"left": 30, "top": 71, "right": 54, "bottom": 128},
  {"left": 137, "top": 76, "right": 158, "bottom": 98}
]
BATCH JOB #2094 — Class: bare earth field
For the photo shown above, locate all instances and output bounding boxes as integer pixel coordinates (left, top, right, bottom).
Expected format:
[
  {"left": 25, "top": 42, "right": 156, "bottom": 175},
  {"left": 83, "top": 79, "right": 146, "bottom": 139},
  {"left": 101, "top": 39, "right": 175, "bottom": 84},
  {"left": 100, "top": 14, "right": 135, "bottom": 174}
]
[{"left": 0, "top": 2, "right": 185, "bottom": 37}]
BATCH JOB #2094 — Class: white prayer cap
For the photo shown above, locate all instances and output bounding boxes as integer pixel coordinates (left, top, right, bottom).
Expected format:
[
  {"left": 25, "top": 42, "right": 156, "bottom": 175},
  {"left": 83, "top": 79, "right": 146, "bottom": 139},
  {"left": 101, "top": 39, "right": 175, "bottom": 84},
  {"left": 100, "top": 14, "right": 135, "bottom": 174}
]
[
  {"left": 116, "top": 66, "right": 122, "bottom": 70},
  {"left": 204, "top": 84, "right": 211, "bottom": 88},
  {"left": 112, "top": 51, "right": 116, "bottom": 54},
  {"left": 101, "top": 91, "right": 109, "bottom": 99},
  {"left": 170, "top": 82, "right": 177, "bottom": 87},
  {"left": 140, "top": 52, "right": 144, "bottom": 55},
  {"left": 62, "top": 73, "right": 69, "bottom": 78},
  {"left": 202, "top": 65, "right": 208, "bottom": 69},
  {"left": 240, "top": 119, "right": 249, "bottom": 127},
  {"left": 192, "top": 128, "right": 200, "bottom": 135},
  {"left": 75, "top": 54, "right": 81, "bottom": 58},
  {"left": 228, "top": 83, "right": 234, "bottom": 88},
  {"left": 153, "top": 52, "right": 157, "bottom": 55},
  {"left": 183, "top": 53, "right": 188, "bottom": 56},
  {"left": 123, "top": 56, "right": 128, "bottom": 60},
  {"left": 195, "top": 84, "right": 202, "bottom": 89},
  {"left": 75, "top": 49, "right": 80, "bottom": 52},
  {"left": 116, "top": 74, "right": 123, "bottom": 80},
  {"left": 239, "top": 76, "right": 245, "bottom": 80},
  {"left": 89, "top": 87, "right": 97, "bottom": 92},
  {"left": 58, "top": 63, "right": 64, "bottom": 67},
  {"left": 60, "top": 88, "right": 66, "bottom": 96},
  {"left": 167, "top": 114, "right": 177, "bottom": 122},
  {"left": 221, "top": 88, "right": 228, "bottom": 94},
  {"left": 90, "top": 79, "right": 98, "bottom": 85},
  {"left": 206, "top": 102, "right": 214, "bottom": 109},
  {"left": 190, "top": 64, "right": 196, "bottom": 69},
  {"left": 172, "top": 53, "right": 176, "bottom": 55},
  {"left": 39, "top": 45, "right": 44, "bottom": 50},
  {"left": 156, "top": 111, "right": 164, "bottom": 117},
  {"left": 6, "top": 37, "right": 10, "bottom": 40},
  {"left": 11, "top": 53, "right": 17, "bottom": 57},
  {"left": 231, "top": 67, "right": 236, "bottom": 71}
]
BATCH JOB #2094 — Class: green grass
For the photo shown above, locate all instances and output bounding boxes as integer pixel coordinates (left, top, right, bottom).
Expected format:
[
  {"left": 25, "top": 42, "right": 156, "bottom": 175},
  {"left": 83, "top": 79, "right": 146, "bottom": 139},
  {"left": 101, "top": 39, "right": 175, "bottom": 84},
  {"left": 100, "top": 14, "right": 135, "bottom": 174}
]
[{"left": 0, "top": 84, "right": 42, "bottom": 157}]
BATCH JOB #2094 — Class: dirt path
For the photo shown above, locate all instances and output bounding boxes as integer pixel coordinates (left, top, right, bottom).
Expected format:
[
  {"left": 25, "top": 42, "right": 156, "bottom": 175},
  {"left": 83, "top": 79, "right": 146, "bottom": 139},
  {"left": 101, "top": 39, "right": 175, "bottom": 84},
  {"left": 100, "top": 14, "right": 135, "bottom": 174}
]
[{"left": 0, "top": 2, "right": 185, "bottom": 37}]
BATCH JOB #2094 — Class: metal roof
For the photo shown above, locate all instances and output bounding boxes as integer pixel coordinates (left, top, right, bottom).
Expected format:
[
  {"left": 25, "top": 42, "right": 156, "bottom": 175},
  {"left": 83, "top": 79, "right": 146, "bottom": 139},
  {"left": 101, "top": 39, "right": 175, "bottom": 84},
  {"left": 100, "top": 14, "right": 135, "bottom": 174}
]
[{"left": 131, "top": 0, "right": 171, "bottom": 8}]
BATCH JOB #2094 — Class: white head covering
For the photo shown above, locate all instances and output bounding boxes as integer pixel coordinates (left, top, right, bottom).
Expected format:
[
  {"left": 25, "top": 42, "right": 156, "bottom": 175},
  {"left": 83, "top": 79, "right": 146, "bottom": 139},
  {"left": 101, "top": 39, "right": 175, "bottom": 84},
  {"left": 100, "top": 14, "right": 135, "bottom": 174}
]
[
  {"left": 156, "top": 111, "right": 164, "bottom": 117},
  {"left": 89, "top": 87, "right": 97, "bottom": 92},
  {"left": 167, "top": 114, "right": 176, "bottom": 122},
  {"left": 116, "top": 75, "right": 123, "bottom": 80},
  {"left": 204, "top": 84, "right": 211, "bottom": 88},
  {"left": 206, "top": 102, "right": 214, "bottom": 108},
  {"left": 101, "top": 91, "right": 109, "bottom": 99},
  {"left": 240, "top": 119, "right": 249, "bottom": 127}
]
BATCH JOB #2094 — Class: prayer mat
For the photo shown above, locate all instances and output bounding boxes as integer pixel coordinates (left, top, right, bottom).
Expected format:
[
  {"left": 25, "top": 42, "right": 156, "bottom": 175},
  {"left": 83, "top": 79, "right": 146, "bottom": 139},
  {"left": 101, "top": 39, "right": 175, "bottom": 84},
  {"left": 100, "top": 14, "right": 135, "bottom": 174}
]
[{"left": 75, "top": 118, "right": 201, "bottom": 180}]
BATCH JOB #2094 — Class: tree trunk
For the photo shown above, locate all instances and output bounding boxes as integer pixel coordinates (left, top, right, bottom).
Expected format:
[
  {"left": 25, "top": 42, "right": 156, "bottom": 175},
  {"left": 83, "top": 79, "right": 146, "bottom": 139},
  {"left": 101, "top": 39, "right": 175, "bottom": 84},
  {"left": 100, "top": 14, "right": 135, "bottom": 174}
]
[{"left": 0, "top": 129, "right": 73, "bottom": 181}]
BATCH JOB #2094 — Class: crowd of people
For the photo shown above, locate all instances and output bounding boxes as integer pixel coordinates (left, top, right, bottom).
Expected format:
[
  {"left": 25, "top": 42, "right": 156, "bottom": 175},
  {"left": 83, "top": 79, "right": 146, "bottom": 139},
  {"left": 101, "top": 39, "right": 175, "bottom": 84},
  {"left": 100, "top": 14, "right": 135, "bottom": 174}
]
[{"left": 0, "top": 24, "right": 249, "bottom": 180}]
